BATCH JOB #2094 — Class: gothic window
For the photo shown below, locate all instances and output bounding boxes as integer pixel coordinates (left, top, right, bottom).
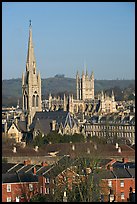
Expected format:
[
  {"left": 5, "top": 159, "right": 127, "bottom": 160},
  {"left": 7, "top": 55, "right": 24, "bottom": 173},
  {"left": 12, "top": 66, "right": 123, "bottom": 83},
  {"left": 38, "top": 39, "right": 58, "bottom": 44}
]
[
  {"left": 36, "top": 95, "right": 39, "bottom": 107},
  {"left": 32, "top": 95, "right": 35, "bottom": 107},
  {"left": 24, "top": 95, "right": 26, "bottom": 110},
  {"left": 26, "top": 95, "right": 28, "bottom": 110}
]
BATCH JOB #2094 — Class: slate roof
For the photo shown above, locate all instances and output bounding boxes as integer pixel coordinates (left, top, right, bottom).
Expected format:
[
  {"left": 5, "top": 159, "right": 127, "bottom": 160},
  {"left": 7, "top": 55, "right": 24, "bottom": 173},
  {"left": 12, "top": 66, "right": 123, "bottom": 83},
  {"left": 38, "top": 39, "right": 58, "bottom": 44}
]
[
  {"left": 17, "top": 121, "right": 27, "bottom": 132},
  {"left": 113, "top": 168, "right": 132, "bottom": 178},
  {"left": 126, "top": 168, "right": 135, "bottom": 178},
  {"left": 33, "top": 118, "right": 52, "bottom": 135},
  {"left": 93, "top": 169, "right": 115, "bottom": 182},
  {"left": 93, "top": 167, "right": 135, "bottom": 181},
  {"left": 30, "top": 110, "right": 78, "bottom": 132},
  {"left": 112, "top": 161, "right": 135, "bottom": 169},
  {"left": 2, "top": 163, "right": 16, "bottom": 174},
  {"left": 2, "top": 173, "right": 38, "bottom": 183}
]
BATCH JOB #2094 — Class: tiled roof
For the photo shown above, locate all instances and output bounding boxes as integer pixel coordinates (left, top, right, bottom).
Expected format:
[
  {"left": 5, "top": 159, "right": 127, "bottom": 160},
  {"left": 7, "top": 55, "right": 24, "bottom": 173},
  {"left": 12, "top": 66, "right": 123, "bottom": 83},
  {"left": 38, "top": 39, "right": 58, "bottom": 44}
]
[{"left": 2, "top": 143, "right": 135, "bottom": 159}]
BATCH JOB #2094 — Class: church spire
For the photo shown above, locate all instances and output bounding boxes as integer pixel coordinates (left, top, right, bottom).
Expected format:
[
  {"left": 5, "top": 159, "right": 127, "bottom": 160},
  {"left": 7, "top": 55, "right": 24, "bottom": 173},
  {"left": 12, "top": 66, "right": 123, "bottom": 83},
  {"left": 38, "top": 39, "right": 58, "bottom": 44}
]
[{"left": 26, "top": 20, "right": 36, "bottom": 71}]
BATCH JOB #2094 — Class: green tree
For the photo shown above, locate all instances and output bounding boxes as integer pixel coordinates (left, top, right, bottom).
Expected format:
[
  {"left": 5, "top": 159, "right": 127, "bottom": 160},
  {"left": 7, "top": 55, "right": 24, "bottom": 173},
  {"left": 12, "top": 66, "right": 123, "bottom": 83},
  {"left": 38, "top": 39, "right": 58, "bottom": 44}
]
[{"left": 30, "top": 194, "right": 54, "bottom": 202}]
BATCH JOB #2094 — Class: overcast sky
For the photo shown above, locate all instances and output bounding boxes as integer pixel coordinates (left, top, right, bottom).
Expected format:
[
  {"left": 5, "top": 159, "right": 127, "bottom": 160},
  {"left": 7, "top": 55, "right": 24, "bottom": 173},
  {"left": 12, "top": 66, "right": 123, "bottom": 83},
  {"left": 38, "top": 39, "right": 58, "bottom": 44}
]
[{"left": 2, "top": 2, "right": 135, "bottom": 80}]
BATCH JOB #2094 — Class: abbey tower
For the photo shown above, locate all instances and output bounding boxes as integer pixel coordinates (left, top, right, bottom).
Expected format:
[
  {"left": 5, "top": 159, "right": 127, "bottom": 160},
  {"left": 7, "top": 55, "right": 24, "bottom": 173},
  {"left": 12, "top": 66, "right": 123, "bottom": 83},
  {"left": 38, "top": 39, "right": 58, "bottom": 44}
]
[
  {"left": 22, "top": 22, "right": 42, "bottom": 129},
  {"left": 76, "top": 70, "right": 94, "bottom": 100}
]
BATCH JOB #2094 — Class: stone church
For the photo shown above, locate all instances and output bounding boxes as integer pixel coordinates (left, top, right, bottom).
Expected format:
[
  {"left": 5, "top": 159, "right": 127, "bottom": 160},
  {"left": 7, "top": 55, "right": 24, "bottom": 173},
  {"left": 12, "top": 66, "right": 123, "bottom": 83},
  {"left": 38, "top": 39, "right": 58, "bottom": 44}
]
[{"left": 21, "top": 22, "right": 42, "bottom": 130}]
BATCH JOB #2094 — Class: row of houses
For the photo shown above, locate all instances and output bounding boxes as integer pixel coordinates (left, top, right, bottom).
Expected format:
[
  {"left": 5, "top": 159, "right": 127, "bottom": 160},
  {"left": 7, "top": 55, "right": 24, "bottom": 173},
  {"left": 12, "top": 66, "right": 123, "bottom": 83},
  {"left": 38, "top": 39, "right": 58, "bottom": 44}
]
[
  {"left": 2, "top": 155, "right": 135, "bottom": 202},
  {"left": 2, "top": 109, "right": 135, "bottom": 146}
]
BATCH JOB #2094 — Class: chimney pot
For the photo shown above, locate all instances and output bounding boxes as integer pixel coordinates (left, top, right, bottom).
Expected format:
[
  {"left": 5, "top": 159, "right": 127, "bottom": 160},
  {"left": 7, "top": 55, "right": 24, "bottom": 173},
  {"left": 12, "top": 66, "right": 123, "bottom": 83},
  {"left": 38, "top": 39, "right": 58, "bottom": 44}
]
[
  {"left": 41, "top": 161, "right": 48, "bottom": 166},
  {"left": 24, "top": 160, "right": 31, "bottom": 165},
  {"left": 122, "top": 158, "right": 128, "bottom": 163}
]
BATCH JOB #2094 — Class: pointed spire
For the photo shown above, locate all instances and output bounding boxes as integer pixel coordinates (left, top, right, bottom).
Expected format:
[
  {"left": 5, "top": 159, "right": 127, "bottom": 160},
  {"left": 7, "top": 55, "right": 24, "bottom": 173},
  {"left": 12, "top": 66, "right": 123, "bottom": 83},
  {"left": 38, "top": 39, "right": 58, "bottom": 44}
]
[
  {"left": 90, "top": 71, "right": 94, "bottom": 79},
  {"left": 111, "top": 90, "right": 115, "bottom": 101},
  {"left": 26, "top": 20, "right": 36, "bottom": 71}
]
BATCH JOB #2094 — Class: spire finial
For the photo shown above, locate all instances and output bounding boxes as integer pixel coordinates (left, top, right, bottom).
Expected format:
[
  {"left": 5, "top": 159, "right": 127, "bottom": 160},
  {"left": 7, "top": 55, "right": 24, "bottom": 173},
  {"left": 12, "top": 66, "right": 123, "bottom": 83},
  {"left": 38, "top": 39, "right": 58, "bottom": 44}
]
[{"left": 29, "top": 20, "right": 32, "bottom": 27}]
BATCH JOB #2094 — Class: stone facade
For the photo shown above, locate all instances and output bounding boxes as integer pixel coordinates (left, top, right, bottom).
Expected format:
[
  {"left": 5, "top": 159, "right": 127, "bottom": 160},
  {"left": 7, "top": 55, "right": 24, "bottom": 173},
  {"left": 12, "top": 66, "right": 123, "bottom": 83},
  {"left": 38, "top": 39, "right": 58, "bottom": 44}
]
[{"left": 76, "top": 70, "right": 94, "bottom": 100}]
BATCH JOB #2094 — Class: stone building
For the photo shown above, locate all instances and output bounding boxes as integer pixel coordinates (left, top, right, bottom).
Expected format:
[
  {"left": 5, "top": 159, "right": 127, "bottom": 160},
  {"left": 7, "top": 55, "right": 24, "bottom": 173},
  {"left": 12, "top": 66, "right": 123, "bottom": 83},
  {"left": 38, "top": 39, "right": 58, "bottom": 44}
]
[
  {"left": 84, "top": 114, "right": 135, "bottom": 145},
  {"left": 76, "top": 70, "right": 94, "bottom": 100},
  {"left": 42, "top": 71, "right": 117, "bottom": 115},
  {"left": 22, "top": 22, "right": 41, "bottom": 129}
]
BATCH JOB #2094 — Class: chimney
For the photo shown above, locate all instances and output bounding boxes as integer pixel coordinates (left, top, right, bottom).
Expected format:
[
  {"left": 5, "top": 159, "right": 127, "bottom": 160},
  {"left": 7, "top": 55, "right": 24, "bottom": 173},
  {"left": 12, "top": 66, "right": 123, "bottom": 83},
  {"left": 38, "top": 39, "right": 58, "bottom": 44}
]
[
  {"left": 94, "top": 144, "right": 97, "bottom": 150},
  {"left": 109, "top": 166, "right": 113, "bottom": 171},
  {"left": 13, "top": 146, "right": 16, "bottom": 153},
  {"left": 72, "top": 144, "right": 75, "bottom": 151},
  {"left": 52, "top": 120, "right": 56, "bottom": 131},
  {"left": 34, "top": 146, "right": 38, "bottom": 152},
  {"left": 118, "top": 147, "right": 121, "bottom": 153},
  {"left": 87, "top": 148, "right": 90, "bottom": 154},
  {"left": 41, "top": 161, "right": 48, "bottom": 167},
  {"left": 115, "top": 143, "right": 118, "bottom": 149},
  {"left": 24, "top": 160, "right": 31, "bottom": 165},
  {"left": 33, "top": 167, "right": 36, "bottom": 175},
  {"left": 107, "top": 165, "right": 113, "bottom": 171},
  {"left": 122, "top": 158, "right": 128, "bottom": 163}
]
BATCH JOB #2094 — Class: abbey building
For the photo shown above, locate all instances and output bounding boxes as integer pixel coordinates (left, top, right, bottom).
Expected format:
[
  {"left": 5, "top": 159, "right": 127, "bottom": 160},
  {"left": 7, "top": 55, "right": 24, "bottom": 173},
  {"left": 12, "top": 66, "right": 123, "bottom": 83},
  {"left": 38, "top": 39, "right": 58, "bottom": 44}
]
[{"left": 43, "top": 71, "right": 117, "bottom": 116}]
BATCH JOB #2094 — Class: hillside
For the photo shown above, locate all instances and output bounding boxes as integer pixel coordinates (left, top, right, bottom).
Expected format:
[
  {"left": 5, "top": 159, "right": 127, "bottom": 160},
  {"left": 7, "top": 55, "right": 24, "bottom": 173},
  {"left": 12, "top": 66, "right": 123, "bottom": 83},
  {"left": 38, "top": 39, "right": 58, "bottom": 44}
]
[{"left": 2, "top": 77, "right": 135, "bottom": 107}]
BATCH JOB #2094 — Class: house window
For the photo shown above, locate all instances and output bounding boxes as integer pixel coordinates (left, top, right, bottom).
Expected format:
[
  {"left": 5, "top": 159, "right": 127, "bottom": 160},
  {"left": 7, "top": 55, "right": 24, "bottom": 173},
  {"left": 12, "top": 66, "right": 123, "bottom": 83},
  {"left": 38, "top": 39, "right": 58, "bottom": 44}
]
[
  {"left": 108, "top": 180, "right": 112, "bottom": 187},
  {"left": 45, "top": 177, "right": 50, "bottom": 183},
  {"left": 7, "top": 197, "right": 11, "bottom": 202},
  {"left": 52, "top": 188, "right": 55, "bottom": 194},
  {"left": 7, "top": 184, "right": 11, "bottom": 192},
  {"left": 121, "top": 192, "right": 124, "bottom": 200},
  {"left": 120, "top": 180, "right": 124, "bottom": 187},
  {"left": 16, "top": 196, "right": 20, "bottom": 202},
  {"left": 29, "top": 184, "right": 33, "bottom": 191},
  {"left": 45, "top": 187, "right": 50, "bottom": 194}
]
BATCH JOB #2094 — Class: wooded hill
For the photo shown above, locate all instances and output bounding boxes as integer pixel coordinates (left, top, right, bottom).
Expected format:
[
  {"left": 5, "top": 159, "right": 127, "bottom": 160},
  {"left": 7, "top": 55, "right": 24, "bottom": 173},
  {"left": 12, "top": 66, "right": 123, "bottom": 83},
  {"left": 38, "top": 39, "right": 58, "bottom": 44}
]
[{"left": 2, "top": 76, "right": 135, "bottom": 107}]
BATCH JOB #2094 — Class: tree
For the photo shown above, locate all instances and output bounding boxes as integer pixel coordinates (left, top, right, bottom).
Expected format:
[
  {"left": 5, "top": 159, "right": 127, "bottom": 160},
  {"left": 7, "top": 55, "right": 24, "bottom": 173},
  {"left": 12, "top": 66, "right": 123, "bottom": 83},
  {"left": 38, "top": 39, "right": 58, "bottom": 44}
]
[
  {"left": 54, "top": 156, "right": 105, "bottom": 202},
  {"left": 30, "top": 194, "right": 54, "bottom": 202}
]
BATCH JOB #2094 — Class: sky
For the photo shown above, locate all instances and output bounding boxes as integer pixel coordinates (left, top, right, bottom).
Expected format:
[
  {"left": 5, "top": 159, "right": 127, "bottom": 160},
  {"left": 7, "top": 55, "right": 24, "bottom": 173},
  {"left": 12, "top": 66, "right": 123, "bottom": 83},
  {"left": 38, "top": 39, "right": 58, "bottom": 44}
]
[{"left": 2, "top": 2, "right": 135, "bottom": 80}]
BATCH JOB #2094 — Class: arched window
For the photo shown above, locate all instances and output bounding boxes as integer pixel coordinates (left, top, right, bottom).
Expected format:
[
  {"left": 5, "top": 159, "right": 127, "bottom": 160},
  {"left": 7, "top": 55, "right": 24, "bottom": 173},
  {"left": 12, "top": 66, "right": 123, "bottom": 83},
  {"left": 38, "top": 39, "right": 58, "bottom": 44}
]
[
  {"left": 26, "top": 95, "right": 28, "bottom": 110},
  {"left": 36, "top": 95, "right": 39, "bottom": 107},
  {"left": 32, "top": 95, "right": 35, "bottom": 107},
  {"left": 24, "top": 95, "right": 26, "bottom": 110}
]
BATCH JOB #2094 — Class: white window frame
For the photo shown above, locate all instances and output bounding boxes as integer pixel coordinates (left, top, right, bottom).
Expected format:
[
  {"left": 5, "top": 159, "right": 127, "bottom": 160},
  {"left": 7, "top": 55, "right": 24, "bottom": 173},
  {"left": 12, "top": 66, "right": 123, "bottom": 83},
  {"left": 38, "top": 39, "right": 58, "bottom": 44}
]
[
  {"left": 29, "top": 183, "right": 33, "bottom": 191},
  {"left": 7, "top": 197, "right": 11, "bottom": 202},
  {"left": 121, "top": 192, "right": 124, "bottom": 200},
  {"left": 45, "top": 187, "right": 50, "bottom": 194},
  {"left": 108, "top": 180, "right": 112, "bottom": 188},
  {"left": 120, "top": 180, "right": 124, "bottom": 187},
  {"left": 45, "top": 177, "right": 50, "bottom": 184},
  {"left": 7, "top": 184, "right": 11, "bottom": 192},
  {"left": 16, "top": 196, "right": 20, "bottom": 202}
]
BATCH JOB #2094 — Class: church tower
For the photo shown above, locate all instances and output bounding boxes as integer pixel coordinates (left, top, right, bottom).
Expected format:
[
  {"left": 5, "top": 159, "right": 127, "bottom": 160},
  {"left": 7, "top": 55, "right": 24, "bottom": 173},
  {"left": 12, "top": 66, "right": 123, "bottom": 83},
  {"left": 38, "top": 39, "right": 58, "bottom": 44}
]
[
  {"left": 22, "top": 21, "right": 42, "bottom": 129},
  {"left": 76, "top": 69, "right": 94, "bottom": 101}
]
